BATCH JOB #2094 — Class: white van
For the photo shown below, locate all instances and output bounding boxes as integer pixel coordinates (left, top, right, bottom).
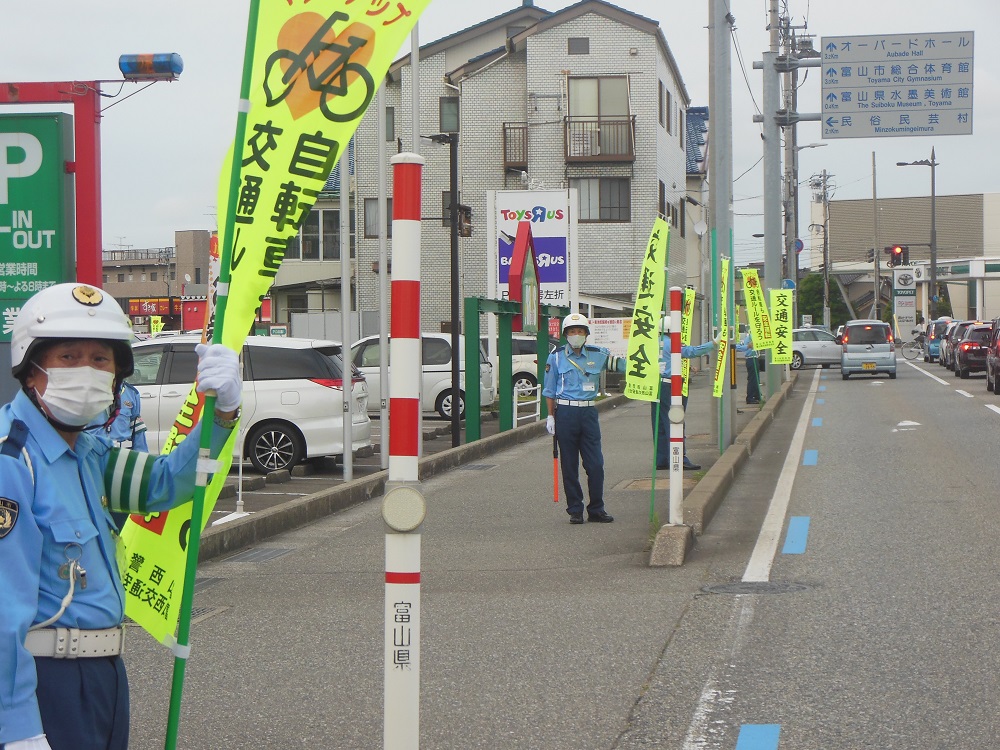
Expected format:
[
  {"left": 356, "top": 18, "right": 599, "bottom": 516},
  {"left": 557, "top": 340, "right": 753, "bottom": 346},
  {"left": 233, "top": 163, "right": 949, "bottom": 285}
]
[
  {"left": 131, "top": 335, "right": 372, "bottom": 473},
  {"left": 351, "top": 332, "right": 494, "bottom": 419}
]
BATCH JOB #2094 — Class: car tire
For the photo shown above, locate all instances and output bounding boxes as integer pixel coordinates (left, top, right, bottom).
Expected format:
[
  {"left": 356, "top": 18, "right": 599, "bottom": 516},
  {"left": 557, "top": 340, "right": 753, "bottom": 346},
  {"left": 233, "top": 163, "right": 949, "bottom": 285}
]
[
  {"left": 436, "top": 389, "right": 466, "bottom": 420},
  {"left": 889, "top": 372, "right": 897, "bottom": 379},
  {"left": 842, "top": 372, "right": 850, "bottom": 380},
  {"left": 246, "top": 422, "right": 304, "bottom": 474},
  {"left": 987, "top": 371, "right": 994, "bottom": 392},
  {"left": 790, "top": 352, "right": 804, "bottom": 370},
  {"left": 512, "top": 372, "right": 537, "bottom": 396},
  {"left": 958, "top": 364, "right": 968, "bottom": 379}
]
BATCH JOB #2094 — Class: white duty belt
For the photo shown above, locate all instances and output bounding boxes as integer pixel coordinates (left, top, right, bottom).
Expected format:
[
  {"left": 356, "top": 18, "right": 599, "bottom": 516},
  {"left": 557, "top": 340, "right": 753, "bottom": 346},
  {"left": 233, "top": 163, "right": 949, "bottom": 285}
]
[
  {"left": 25, "top": 626, "right": 125, "bottom": 659},
  {"left": 556, "top": 399, "right": 595, "bottom": 407}
]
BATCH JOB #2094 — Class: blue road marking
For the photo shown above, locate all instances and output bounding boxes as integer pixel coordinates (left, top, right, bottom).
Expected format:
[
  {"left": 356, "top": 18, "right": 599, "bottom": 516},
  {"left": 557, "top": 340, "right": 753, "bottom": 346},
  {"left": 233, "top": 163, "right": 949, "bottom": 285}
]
[
  {"left": 782, "top": 516, "right": 810, "bottom": 554},
  {"left": 816, "top": 398, "right": 824, "bottom": 404},
  {"left": 812, "top": 417, "right": 823, "bottom": 427},
  {"left": 736, "top": 724, "right": 781, "bottom": 749},
  {"left": 803, "top": 449, "right": 818, "bottom": 466},
  {"left": 818, "top": 385, "right": 827, "bottom": 392}
]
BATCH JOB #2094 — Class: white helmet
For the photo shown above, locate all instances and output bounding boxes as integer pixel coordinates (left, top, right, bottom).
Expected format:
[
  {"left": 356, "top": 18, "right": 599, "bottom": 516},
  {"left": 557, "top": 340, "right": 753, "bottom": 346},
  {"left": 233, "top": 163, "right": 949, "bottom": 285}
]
[
  {"left": 659, "top": 316, "right": 670, "bottom": 334},
  {"left": 11, "top": 283, "right": 134, "bottom": 380},
  {"left": 562, "top": 312, "right": 590, "bottom": 335}
]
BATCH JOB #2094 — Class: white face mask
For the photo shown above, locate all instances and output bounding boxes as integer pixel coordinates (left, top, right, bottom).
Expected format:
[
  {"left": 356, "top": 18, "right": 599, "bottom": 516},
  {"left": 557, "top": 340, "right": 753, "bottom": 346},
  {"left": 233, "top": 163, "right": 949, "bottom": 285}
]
[
  {"left": 567, "top": 334, "right": 587, "bottom": 349},
  {"left": 34, "top": 365, "right": 115, "bottom": 427}
]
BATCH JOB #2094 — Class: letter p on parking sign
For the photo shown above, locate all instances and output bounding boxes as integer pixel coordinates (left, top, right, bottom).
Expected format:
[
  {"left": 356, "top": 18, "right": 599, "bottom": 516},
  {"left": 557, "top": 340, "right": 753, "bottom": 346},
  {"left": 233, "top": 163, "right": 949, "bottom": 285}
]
[{"left": 0, "top": 132, "right": 42, "bottom": 204}]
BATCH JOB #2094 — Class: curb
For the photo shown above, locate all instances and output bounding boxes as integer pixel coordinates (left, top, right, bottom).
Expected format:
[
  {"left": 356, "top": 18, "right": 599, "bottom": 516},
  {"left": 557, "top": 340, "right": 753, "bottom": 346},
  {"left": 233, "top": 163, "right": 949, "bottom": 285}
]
[{"left": 198, "top": 394, "right": 628, "bottom": 563}]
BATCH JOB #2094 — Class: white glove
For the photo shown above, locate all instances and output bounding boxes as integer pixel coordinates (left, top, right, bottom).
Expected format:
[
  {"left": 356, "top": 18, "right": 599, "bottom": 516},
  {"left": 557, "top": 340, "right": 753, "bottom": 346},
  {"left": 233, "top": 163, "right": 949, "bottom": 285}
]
[
  {"left": 546, "top": 415, "right": 556, "bottom": 435},
  {"left": 6, "top": 735, "right": 53, "bottom": 750},
  {"left": 195, "top": 343, "right": 242, "bottom": 412}
]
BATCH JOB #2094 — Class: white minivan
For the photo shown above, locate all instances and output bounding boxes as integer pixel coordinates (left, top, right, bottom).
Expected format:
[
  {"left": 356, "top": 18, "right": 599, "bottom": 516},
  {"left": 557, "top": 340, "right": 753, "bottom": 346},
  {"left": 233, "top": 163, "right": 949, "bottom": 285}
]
[
  {"left": 351, "top": 332, "right": 494, "bottom": 419},
  {"left": 131, "top": 335, "right": 372, "bottom": 473}
]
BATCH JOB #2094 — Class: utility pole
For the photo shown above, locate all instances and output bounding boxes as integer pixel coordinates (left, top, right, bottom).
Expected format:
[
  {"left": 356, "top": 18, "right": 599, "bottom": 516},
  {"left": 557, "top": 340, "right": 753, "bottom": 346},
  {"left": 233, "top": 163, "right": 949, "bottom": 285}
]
[
  {"left": 872, "top": 152, "right": 882, "bottom": 320},
  {"left": 820, "top": 170, "right": 830, "bottom": 329}
]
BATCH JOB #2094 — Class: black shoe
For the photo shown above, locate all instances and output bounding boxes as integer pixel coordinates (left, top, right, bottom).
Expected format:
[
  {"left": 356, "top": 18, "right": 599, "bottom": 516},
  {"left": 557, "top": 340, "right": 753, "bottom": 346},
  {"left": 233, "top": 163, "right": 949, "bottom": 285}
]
[
  {"left": 656, "top": 463, "right": 669, "bottom": 470},
  {"left": 569, "top": 513, "right": 584, "bottom": 524},
  {"left": 683, "top": 460, "right": 701, "bottom": 471},
  {"left": 588, "top": 511, "right": 614, "bottom": 523}
]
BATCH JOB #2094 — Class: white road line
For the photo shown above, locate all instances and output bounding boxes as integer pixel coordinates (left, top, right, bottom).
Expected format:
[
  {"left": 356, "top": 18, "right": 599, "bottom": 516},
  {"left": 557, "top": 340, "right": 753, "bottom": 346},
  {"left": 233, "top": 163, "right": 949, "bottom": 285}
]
[
  {"left": 904, "top": 360, "right": 949, "bottom": 385},
  {"left": 742, "top": 368, "right": 821, "bottom": 583},
  {"left": 956, "top": 390, "right": 974, "bottom": 398},
  {"left": 986, "top": 404, "right": 1000, "bottom": 416}
]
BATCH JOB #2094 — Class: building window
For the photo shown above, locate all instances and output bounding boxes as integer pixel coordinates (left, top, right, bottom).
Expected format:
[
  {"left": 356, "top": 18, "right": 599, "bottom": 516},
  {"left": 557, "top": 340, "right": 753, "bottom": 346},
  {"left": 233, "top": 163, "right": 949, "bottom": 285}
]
[
  {"left": 284, "top": 208, "right": 357, "bottom": 260},
  {"left": 439, "top": 96, "right": 459, "bottom": 133},
  {"left": 568, "top": 37, "right": 590, "bottom": 55},
  {"left": 569, "top": 178, "right": 631, "bottom": 222},
  {"left": 658, "top": 181, "right": 666, "bottom": 218},
  {"left": 679, "top": 109, "right": 685, "bottom": 149},
  {"left": 151, "top": 271, "right": 158, "bottom": 282},
  {"left": 658, "top": 82, "right": 665, "bottom": 127},
  {"left": 102, "top": 274, "right": 109, "bottom": 284},
  {"left": 117, "top": 273, "right": 125, "bottom": 283},
  {"left": 442, "top": 191, "right": 461, "bottom": 227},
  {"left": 665, "top": 90, "right": 672, "bottom": 134},
  {"left": 386, "top": 106, "right": 395, "bottom": 142},
  {"left": 364, "top": 198, "right": 393, "bottom": 238},
  {"left": 287, "top": 294, "right": 308, "bottom": 313},
  {"left": 679, "top": 200, "right": 686, "bottom": 238},
  {"left": 195, "top": 268, "right": 201, "bottom": 284},
  {"left": 128, "top": 274, "right": 134, "bottom": 282}
]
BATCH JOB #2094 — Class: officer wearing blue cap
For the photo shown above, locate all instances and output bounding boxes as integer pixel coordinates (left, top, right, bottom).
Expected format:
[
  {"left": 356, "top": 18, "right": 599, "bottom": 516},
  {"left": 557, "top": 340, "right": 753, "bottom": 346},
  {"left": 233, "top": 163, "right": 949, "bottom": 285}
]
[
  {"left": 543, "top": 313, "right": 626, "bottom": 525},
  {"left": 0, "top": 283, "right": 243, "bottom": 750}
]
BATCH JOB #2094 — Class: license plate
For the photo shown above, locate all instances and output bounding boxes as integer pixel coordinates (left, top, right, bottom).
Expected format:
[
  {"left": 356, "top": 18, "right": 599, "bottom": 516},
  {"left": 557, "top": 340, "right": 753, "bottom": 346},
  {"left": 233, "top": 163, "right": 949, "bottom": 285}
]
[{"left": 862, "top": 362, "right": 876, "bottom": 370}]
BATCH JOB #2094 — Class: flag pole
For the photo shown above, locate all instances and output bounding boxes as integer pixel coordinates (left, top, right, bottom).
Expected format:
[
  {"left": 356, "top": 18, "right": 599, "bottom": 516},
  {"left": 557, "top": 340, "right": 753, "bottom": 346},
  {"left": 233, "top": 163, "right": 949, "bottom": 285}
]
[{"left": 163, "top": 2, "right": 261, "bottom": 747}]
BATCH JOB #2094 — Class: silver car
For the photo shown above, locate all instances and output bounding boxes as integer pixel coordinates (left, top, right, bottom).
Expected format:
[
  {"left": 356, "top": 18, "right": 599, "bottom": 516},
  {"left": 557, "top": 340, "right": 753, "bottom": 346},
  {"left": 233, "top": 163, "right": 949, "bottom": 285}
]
[
  {"left": 791, "top": 327, "right": 841, "bottom": 370},
  {"left": 840, "top": 319, "right": 897, "bottom": 379}
]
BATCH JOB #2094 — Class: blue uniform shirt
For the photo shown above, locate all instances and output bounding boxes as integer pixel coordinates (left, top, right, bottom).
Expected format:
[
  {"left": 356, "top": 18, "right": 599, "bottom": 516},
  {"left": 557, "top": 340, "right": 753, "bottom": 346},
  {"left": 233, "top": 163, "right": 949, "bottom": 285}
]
[
  {"left": 87, "top": 381, "right": 148, "bottom": 451},
  {"left": 0, "top": 389, "right": 231, "bottom": 743},
  {"left": 659, "top": 337, "right": 716, "bottom": 379},
  {"left": 733, "top": 332, "right": 758, "bottom": 358},
  {"left": 542, "top": 344, "right": 613, "bottom": 401}
]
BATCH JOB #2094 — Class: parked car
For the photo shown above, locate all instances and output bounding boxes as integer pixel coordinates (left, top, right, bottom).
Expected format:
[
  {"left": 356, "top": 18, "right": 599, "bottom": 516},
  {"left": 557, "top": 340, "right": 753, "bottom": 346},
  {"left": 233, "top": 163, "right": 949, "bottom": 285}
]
[
  {"left": 131, "top": 335, "right": 372, "bottom": 473},
  {"left": 351, "top": 332, "right": 495, "bottom": 419},
  {"left": 791, "top": 327, "right": 841, "bottom": 370},
  {"left": 923, "top": 316, "right": 953, "bottom": 362},
  {"left": 943, "top": 321, "right": 978, "bottom": 371},
  {"left": 953, "top": 323, "right": 991, "bottom": 379},
  {"left": 986, "top": 319, "right": 1000, "bottom": 392},
  {"left": 840, "top": 319, "right": 896, "bottom": 379},
  {"left": 510, "top": 334, "right": 560, "bottom": 395}
]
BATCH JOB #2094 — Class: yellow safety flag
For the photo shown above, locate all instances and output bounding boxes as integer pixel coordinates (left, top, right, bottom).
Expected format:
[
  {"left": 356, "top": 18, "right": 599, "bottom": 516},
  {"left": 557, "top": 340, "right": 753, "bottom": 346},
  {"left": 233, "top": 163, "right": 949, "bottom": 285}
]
[
  {"left": 624, "top": 218, "right": 669, "bottom": 401},
  {"left": 770, "top": 289, "right": 794, "bottom": 365},
  {"left": 120, "top": 0, "right": 431, "bottom": 645},
  {"left": 740, "top": 269, "right": 775, "bottom": 350},
  {"left": 149, "top": 315, "right": 164, "bottom": 335},
  {"left": 712, "top": 258, "right": 731, "bottom": 397},
  {"left": 680, "top": 286, "right": 695, "bottom": 397}
]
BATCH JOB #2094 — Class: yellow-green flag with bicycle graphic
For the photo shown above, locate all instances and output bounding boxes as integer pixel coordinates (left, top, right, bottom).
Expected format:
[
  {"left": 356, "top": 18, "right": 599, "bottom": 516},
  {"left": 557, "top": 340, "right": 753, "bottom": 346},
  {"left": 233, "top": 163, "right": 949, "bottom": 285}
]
[{"left": 121, "top": 0, "right": 432, "bottom": 645}]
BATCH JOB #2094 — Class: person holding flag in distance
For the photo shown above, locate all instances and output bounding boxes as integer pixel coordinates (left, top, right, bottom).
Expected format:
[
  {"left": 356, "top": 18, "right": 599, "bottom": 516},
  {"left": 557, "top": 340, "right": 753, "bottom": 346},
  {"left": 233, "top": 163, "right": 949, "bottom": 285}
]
[{"left": 0, "top": 283, "right": 242, "bottom": 750}]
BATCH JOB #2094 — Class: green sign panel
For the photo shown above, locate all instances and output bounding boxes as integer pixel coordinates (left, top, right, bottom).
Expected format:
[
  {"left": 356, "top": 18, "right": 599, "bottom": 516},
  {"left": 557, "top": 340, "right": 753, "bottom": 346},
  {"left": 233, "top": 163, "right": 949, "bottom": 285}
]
[{"left": 0, "top": 114, "right": 74, "bottom": 341}]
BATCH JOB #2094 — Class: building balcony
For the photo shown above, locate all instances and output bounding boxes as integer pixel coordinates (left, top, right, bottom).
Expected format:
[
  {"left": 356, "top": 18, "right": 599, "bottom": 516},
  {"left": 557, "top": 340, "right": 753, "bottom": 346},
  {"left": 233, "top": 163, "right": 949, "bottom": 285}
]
[
  {"left": 564, "top": 116, "right": 636, "bottom": 163},
  {"left": 503, "top": 122, "right": 528, "bottom": 170}
]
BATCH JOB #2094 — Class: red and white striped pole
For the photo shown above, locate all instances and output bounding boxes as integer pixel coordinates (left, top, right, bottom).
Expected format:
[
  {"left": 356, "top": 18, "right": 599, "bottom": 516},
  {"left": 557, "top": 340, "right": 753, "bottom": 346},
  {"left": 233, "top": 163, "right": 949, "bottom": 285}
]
[
  {"left": 382, "top": 152, "right": 425, "bottom": 750},
  {"left": 668, "top": 286, "right": 684, "bottom": 525}
]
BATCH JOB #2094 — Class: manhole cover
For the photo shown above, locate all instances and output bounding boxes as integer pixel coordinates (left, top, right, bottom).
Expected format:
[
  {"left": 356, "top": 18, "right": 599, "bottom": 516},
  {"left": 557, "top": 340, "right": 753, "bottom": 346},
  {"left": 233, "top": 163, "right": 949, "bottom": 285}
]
[
  {"left": 459, "top": 464, "right": 496, "bottom": 471},
  {"left": 702, "top": 581, "right": 810, "bottom": 595}
]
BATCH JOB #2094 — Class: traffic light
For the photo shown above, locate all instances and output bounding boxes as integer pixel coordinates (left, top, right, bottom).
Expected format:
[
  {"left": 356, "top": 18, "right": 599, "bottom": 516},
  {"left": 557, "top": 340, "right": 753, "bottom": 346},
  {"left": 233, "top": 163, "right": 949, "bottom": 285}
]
[
  {"left": 886, "top": 245, "right": 906, "bottom": 266},
  {"left": 866, "top": 248, "right": 875, "bottom": 262}
]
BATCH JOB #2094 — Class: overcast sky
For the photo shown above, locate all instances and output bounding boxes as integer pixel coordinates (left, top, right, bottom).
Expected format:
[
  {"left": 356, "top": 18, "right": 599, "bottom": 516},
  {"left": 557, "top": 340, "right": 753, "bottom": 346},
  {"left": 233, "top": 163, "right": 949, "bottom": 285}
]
[{"left": 2, "top": 0, "right": 994, "bottom": 269}]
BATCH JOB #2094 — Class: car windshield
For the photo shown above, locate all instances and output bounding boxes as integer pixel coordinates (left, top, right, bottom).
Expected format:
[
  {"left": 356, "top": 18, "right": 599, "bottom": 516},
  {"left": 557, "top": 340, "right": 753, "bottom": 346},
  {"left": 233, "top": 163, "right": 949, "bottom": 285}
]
[
  {"left": 969, "top": 329, "right": 991, "bottom": 344},
  {"left": 847, "top": 325, "right": 888, "bottom": 345},
  {"left": 932, "top": 321, "right": 950, "bottom": 337}
]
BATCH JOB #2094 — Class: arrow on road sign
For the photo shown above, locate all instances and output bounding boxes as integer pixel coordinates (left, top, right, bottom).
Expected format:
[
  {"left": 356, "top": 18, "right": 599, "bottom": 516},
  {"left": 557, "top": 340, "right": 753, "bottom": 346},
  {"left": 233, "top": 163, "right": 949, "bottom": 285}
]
[{"left": 825, "top": 117, "right": 839, "bottom": 127}]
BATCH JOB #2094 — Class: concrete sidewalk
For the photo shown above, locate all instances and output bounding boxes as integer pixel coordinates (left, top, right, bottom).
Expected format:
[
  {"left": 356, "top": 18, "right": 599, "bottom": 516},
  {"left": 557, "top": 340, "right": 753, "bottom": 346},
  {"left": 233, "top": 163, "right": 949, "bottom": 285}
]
[{"left": 125, "top": 368, "right": 798, "bottom": 749}]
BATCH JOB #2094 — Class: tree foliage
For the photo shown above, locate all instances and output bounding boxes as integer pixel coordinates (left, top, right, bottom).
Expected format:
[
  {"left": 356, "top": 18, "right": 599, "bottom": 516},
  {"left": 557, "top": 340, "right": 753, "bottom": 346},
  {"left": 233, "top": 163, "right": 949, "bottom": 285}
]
[{"left": 796, "top": 273, "right": 852, "bottom": 328}]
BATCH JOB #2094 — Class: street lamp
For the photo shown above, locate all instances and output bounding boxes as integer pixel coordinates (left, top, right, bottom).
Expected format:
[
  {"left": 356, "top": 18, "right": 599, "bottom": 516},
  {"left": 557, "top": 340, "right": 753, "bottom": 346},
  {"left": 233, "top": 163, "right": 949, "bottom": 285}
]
[{"left": 896, "top": 148, "right": 938, "bottom": 319}]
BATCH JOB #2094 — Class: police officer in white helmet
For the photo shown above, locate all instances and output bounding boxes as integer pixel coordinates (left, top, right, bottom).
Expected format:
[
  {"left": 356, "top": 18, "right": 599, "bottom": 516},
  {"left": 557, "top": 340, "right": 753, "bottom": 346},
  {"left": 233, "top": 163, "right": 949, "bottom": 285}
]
[
  {"left": 542, "top": 313, "right": 625, "bottom": 524},
  {"left": 0, "top": 283, "right": 243, "bottom": 750}
]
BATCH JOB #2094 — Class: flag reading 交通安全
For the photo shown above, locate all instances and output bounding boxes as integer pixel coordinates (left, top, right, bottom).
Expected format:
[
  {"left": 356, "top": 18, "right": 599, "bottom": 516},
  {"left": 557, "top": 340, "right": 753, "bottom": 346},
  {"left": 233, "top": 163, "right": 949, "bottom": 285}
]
[
  {"left": 770, "top": 289, "right": 794, "bottom": 365},
  {"left": 624, "top": 218, "right": 669, "bottom": 402},
  {"left": 119, "top": 0, "right": 432, "bottom": 646},
  {"left": 680, "top": 287, "right": 695, "bottom": 397},
  {"left": 712, "top": 258, "right": 731, "bottom": 398},
  {"left": 740, "top": 269, "right": 775, "bottom": 350}
]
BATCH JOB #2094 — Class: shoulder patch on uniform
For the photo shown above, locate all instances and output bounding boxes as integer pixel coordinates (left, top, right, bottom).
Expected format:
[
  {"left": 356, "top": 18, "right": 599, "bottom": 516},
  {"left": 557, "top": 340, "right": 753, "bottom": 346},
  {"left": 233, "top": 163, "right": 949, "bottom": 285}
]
[
  {"left": 0, "top": 497, "right": 18, "bottom": 539},
  {"left": 545, "top": 363, "right": 551, "bottom": 372}
]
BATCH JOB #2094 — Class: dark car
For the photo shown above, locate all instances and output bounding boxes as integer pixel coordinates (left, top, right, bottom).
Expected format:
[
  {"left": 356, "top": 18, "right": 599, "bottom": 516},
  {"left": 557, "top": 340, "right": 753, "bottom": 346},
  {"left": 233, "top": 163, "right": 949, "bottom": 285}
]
[
  {"left": 942, "top": 320, "right": 976, "bottom": 371},
  {"left": 953, "top": 324, "right": 991, "bottom": 379},
  {"left": 986, "top": 319, "right": 1000, "bottom": 392}
]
